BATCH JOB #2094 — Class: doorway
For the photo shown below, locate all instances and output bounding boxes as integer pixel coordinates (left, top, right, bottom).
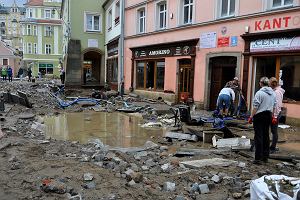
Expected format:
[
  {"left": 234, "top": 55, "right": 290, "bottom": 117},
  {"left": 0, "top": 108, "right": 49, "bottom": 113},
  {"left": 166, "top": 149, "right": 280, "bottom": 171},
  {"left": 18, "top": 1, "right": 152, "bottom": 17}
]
[
  {"left": 209, "top": 56, "right": 237, "bottom": 110},
  {"left": 178, "top": 59, "right": 193, "bottom": 102},
  {"left": 83, "top": 51, "right": 102, "bottom": 86}
]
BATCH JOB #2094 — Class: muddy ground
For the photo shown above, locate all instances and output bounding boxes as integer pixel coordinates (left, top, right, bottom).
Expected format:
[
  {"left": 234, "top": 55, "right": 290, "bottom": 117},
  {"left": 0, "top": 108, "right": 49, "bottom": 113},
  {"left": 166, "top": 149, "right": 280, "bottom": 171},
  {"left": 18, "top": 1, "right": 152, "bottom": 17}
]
[{"left": 0, "top": 81, "right": 299, "bottom": 200}]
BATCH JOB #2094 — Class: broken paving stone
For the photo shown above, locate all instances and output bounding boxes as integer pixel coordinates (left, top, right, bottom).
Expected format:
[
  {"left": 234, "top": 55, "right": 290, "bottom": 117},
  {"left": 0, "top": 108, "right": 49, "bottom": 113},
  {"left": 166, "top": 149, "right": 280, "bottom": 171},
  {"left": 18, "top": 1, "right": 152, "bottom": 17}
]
[
  {"left": 238, "top": 162, "right": 246, "bottom": 168},
  {"left": 296, "top": 163, "right": 300, "bottom": 170},
  {"left": 163, "top": 182, "right": 176, "bottom": 192},
  {"left": 211, "top": 175, "right": 221, "bottom": 183},
  {"left": 244, "top": 189, "right": 250, "bottom": 197},
  {"left": 67, "top": 194, "right": 82, "bottom": 200},
  {"left": 41, "top": 179, "right": 67, "bottom": 194},
  {"left": 161, "top": 163, "right": 170, "bottom": 172},
  {"left": 10, "top": 162, "right": 21, "bottom": 170},
  {"left": 160, "top": 146, "right": 168, "bottom": 151},
  {"left": 82, "top": 182, "right": 96, "bottom": 189},
  {"left": 83, "top": 173, "right": 93, "bottom": 181},
  {"left": 130, "top": 163, "right": 139, "bottom": 172},
  {"left": 175, "top": 195, "right": 185, "bottom": 200},
  {"left": 145, "top": 159, "right": 157, "bottom": 168},
  {"left": 127, "top": 180, "right": 136, "bottom": 186},
  {"left": 143, "top": 141, "right": 159, "bottom": 149},
  {"left": 17, "top": 113, "right": 35, "bottom": 119},
  {"left": 141, "top": 166, "right": 149, "bottom": 171},
  {"left": 198, "top": 184, "right": 209, "bottom": 194},
  {"left": 232, "top": 192, "right": 242, "bottom": 199},
  {"left": 190, "top": 183, "right": 199, "bottom": 193}
]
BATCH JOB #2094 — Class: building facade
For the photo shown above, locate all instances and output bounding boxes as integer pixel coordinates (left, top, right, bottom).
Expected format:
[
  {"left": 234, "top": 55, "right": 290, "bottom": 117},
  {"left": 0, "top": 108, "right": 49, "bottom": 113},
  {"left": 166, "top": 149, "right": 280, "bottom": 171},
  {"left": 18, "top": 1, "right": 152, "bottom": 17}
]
[
  {"left": 0, "top": 40, "right": 22, "bottom": 77},
  {"left": 124, "top": 0, "right": 300, "bottom": 122},
  {"left": 21, "top": 0, "right": 62, "bottom": 78},
  {"left": 0, "top": 1, "right": 25, "bottom": 51},
  {"left": 61, "top": 0, "right": 106, "bottom": 87},
  {"left": 103, "top": 0, "right": 124, "bottom": 91}
]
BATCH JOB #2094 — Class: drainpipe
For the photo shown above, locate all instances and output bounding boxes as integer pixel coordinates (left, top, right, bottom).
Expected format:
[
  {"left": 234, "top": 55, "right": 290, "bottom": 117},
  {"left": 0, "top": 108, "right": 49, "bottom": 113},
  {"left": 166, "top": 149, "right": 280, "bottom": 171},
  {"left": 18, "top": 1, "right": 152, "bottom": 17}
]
[{"left": 119, "top": 0, "right": 125, "bottom": 95}]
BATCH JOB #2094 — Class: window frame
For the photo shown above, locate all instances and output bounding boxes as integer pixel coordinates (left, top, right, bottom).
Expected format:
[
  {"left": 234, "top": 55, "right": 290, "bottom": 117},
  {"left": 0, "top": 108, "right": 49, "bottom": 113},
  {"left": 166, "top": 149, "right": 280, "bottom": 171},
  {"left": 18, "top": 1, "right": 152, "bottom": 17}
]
[
  {"left": 27, "top": 43, "right": 32, "bottom": 54},
  {"left": 45, "top": 26, "right": 52, "bottom": 37},
  {"left": 44, "top": 9, "right": 51, "bottom": 19},
  {"left": 2, "top": 58, "right": 8, "bottom": 65},
  {"left": 27, "top": 24, "right": 31, "bottom": 35},
  {"left": 182, "top": 0, "right": 194, "bottom": 25},
  {"left": 156, "top": 1, "right": 167, "bottom": 30},
  {"left": 45, "top": 44, "right": 52, "bottom": 55},
  {"left": 33, "top": 25, "right": 37, "bottom": 36},
  {"left": 107, "top": 9, "right": 113, "bottom": 31},
  {"left": 84, "top": 12, "right": 102, "bottom": 33},
  {"left": 115, "top": 1, "right": 120, "bottom": 26},
  {"left": 219, "top": 0, "right": 236, "bottom": 18},
  {"left": 137, "top": 7, "right": 146, "bottom": 34},
  {"left": 33, "top": 43, "right": 37, "bottom": 54}
]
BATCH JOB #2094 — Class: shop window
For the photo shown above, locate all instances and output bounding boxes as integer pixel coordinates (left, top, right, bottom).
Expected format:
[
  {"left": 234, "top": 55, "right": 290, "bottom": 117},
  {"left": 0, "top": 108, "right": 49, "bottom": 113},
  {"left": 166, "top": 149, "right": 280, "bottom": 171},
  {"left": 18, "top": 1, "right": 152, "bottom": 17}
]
[
  {"left": 107, "top": 58, "right": 118, "bottom": 82},
  {"left": 255, "top": 55, "right": 300, "bottom": 102},
  {"left": 137, "top": 7, "right": 146, "bottom": 33},
  {"left": 39, "top": 63, "right": 53, "bottom": 75},
  {"left": 156, "top": 1, "right": 167, "bottom": 30},
  {"left": 280, "top": 56, "right": 300, "bottom": 101},
  {"left": 136, "top": 60, "right": 165, "bottom": 91}
]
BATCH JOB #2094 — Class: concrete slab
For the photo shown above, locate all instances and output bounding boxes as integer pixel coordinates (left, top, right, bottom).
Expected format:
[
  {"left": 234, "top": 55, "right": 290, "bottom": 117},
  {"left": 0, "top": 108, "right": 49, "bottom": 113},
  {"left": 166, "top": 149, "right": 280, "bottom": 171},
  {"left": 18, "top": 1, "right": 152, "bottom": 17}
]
[
  {"left": 203, "top": 131, "right": 224, "bottom": 143},
  {"left": 215, "top": 138, "right": 251, "bottom": 149},
  {"left": 180, "top": 158, "right": 238, "bottom": 169},
  {"left": 165, "top": 131, "right": 198, "bottom": 142}
]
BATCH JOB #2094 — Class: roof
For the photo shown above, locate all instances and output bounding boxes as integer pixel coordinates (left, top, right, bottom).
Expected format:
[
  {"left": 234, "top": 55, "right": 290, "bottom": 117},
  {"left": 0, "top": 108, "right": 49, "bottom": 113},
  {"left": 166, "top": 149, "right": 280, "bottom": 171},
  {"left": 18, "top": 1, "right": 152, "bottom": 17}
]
[{"left": 24, "top": 0, "right": 44, "bottom": 6}]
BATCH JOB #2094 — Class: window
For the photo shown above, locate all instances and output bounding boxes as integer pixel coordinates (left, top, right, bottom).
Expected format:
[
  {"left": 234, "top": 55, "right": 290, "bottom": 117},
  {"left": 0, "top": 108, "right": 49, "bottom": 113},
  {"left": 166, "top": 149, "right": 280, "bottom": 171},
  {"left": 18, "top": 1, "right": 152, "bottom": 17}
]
[
  {"left": 39, "top": 63, "right": 53, "bottom": 75},
  {"left": 86, "top": 13, "right": 101, "bottom": 32},
  {"left": 27, "top": 24, "right": 31, "bottom": 35},
  {"left": 2, "top": 59, "right": 8, "bottom": 65},
  {"left": 27, "top": 8, "right": 33, "bottom": 18},
  {"left": 115, "top": 1, "right": 120, "bottom": 25},
  {"left": 27, "top": 43, "right": 32, "bottom": 54},
  {"left": 220, "top": 0, "right": 235, "bottom": 17},
  {"left": 107, "top": 58, "right": 118, "bottom": 82},
  {"left": 45, "top": 44, "right": 51, "bottom": 54},
  {"left": 44, "top": 9, "right": 51, "bottom": 19},
  {"left": 255, "top": 55, "right": 300, "bottom": 102},
  {"left": 33, "top": 43, "right": 37, "bottom": 54},
  {"left": 33, "top": 25, "right": 37, "bottom": 36},
  {"left": 45, "top": 26, "right": 52, "bottom": 37},
  {"left": 108, "top": 9, "right": 112, "bottom": 30},
  {"left": 183, "top": 0, "right": 193, "bottom": 24},
  {"left": 137, "top": 8, "right": 146, "bottom": 33},
  {"left": 136, "top": 60, "right": 165, "bottom": 90},
  {"left": 272, "top": 0, "right": 293, "bottom": 8},
  {"left": 157, "top": 1, "right": 167, "bottom": 29}
]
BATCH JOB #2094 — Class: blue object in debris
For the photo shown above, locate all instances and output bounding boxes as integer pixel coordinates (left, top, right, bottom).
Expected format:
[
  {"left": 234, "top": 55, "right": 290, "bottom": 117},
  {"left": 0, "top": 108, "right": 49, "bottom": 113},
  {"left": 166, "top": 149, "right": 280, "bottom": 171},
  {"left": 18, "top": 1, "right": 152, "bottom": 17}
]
[{"left": 213, "top": 117, "right": 225, "bottom": 129}]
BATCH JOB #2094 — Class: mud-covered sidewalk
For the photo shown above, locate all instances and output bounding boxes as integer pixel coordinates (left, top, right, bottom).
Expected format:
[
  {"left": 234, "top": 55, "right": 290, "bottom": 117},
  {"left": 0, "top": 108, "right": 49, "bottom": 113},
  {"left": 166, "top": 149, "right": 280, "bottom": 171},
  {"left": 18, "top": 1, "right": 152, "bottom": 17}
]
[{"left": 0, "top": 81, "right": 299, "bottom": 200}]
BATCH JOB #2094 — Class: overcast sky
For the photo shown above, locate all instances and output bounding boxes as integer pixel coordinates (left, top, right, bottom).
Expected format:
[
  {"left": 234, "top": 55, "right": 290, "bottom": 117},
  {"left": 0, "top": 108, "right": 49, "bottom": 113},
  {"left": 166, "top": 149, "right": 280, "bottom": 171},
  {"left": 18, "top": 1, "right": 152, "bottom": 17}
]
[{"left": 1, "top": 0, "right": 26, "bottom": 6}]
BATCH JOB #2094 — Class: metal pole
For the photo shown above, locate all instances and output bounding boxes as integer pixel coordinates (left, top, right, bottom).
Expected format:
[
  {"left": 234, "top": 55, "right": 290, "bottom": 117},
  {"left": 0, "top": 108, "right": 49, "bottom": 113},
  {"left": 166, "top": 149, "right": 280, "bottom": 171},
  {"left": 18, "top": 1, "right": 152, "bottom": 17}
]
[{"left": 119, "top": 0, "right": 125, "bottom": 94}]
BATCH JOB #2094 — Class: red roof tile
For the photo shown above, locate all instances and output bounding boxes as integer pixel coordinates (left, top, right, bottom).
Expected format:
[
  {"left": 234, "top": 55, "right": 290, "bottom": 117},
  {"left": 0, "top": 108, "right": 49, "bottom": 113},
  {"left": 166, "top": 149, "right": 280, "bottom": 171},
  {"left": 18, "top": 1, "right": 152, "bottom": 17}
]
[{"left": 25, "top": 0, "right": 44, "bottom": 6}]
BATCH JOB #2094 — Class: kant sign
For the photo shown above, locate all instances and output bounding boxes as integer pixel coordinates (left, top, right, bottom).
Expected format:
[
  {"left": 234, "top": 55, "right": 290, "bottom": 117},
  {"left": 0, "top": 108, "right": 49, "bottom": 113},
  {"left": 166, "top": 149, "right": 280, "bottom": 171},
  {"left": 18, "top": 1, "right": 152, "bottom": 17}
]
[{"left": 250, "top": 36, "right": 300, "bottom": 52}]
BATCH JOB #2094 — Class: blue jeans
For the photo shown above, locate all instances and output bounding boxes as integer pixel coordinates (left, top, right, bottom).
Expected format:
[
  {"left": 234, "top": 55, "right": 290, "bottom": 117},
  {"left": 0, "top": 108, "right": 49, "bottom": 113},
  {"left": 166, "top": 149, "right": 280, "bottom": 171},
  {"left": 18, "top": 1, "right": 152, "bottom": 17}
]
[{"left": 217, "top": 94, "right": 231, "bottom": 110}]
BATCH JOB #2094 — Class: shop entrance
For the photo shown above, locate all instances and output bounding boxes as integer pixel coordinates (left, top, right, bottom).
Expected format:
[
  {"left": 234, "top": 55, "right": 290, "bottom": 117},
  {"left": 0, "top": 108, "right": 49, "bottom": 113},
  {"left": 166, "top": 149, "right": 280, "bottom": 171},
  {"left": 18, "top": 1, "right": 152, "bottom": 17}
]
[
  {"left": 209, "top": 56, "right": 237, "bottom": 110},
  {"left": 83, "top": 51, "right": 101, "bottom": 86},
  {"left": 178, "top": 59, "right": 193, "bottom": 102}
]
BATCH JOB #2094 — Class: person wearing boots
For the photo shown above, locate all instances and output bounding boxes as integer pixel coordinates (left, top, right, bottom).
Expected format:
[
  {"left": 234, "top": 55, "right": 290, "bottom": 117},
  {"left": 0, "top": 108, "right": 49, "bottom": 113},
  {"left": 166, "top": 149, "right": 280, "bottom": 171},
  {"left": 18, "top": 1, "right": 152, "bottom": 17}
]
[
  {"left": 7, "top": 66, "right": 13, "bottom": 82},
  {"left": 269, "top": 77, "right": 285, "bottom": 154},
  {"left": 248, "top": 77, "right": 276, "bottom": 165}
]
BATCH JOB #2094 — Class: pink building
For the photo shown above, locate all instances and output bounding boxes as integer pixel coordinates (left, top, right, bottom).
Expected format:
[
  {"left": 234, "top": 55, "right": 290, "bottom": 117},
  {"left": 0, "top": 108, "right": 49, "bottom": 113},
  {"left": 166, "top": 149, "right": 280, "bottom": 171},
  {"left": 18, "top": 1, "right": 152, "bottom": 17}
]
[
  {"left": 124, "top": 0, "right": 300, "bottom": 123},
  {"left": 0, "top": 41, "right": 21, "bottom": 77}
]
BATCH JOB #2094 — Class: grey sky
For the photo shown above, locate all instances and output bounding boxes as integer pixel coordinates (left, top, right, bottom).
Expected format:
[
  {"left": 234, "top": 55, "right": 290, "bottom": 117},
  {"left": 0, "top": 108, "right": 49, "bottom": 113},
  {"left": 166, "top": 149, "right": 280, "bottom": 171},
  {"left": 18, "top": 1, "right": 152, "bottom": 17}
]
[{"left": 1, "top": 0, "right": 26, "bottom": 6}]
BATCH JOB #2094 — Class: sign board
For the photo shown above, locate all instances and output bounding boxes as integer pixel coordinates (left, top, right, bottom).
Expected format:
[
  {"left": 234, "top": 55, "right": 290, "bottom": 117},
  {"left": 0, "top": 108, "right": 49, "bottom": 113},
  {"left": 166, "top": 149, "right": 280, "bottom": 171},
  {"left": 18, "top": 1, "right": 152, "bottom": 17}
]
[
  {"left": 134, "top": 45, "right": 194, "bottom": 59},
  {"left": 230, "top": 36, "right": 238, "bottom": 47},
  {"left": 250, "top": 36, "right": 300, "bottom": 52},
  {"left": 200, "top": 32, "right": 217, "bottom": 49},
  {"left": 88, "top": 39, "right": 98, "bottom": 48},
  {"left": 218, "top": 37, "right": 230, "bottom": 47}
]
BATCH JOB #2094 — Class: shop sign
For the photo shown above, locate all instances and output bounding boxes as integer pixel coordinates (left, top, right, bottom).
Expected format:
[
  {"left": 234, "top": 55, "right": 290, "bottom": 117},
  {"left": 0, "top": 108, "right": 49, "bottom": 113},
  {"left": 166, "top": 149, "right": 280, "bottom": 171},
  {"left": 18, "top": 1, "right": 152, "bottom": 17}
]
[
  {"left": 218, "top": 37, "right": 230, "bottom": 47},
  {"left": 134, "top": 45, "right": 193, "bottom": 58},
  {"left": 254, "top": 16, "right": 291, "bottom": 31},
  {"left": 230, "top": 36, "right": 238, "bottom": 47},
  {"left": 200, "top": 32, "right": 217, "bottom": 49},
  {"left": 250, "top": 36, "right": 300, "bottom": 52}
]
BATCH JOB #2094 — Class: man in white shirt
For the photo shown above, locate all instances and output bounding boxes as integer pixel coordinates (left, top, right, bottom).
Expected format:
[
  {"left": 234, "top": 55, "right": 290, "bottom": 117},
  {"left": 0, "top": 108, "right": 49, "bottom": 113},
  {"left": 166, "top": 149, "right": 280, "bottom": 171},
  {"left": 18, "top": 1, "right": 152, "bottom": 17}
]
[{"left": 217, "top": 87, "right": 235, "bottom": 116}]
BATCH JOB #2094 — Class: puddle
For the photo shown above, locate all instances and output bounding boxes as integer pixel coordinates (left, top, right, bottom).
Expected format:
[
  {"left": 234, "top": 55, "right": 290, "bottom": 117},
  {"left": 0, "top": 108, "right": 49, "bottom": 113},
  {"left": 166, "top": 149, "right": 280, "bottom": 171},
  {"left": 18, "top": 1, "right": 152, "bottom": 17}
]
[{"left": 43, "top": 112, "right": 164, "bottom": 147}]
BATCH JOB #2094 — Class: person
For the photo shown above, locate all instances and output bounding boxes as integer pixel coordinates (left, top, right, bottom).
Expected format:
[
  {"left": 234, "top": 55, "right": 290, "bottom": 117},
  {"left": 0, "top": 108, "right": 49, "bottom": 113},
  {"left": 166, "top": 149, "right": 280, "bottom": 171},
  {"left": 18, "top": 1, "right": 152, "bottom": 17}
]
[
  {"left": 28, "top": 68, "right": 32, "bottom": 82},
  {"left": 7, "top": 66, "right": 13, "bottom": 82},
  {"left": 248, "top": 77, "right": 276, "bottom": 165},
  {"left": 216, "top": 86, "right": 235, "bottom": 116},
  {"left": 269, "top": 77, "right": 285, "bottom": 154},
  {"left": 59, "top": 66, "right": 65, "bottom": 84},
  {"left": 1, "top": 66, "right": 7, "bottom": 81},
  {"left": 225, "top": 77, "right": 242, "bottom": 115}
]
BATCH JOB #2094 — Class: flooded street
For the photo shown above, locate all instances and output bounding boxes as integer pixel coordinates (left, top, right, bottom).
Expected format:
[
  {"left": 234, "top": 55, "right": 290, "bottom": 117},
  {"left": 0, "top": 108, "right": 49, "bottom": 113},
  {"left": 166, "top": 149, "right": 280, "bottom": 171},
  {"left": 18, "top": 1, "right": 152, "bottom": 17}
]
[{"left": 43, "top": 112, "right": 164, "bottom": 147}]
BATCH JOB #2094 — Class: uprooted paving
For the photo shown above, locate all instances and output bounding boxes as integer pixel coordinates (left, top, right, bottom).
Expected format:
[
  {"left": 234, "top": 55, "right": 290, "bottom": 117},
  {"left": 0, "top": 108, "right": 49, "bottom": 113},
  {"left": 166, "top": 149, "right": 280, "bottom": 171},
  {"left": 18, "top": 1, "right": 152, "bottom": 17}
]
[{"left": 0, "top": 81, "right": 299, "bottom": 200}]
